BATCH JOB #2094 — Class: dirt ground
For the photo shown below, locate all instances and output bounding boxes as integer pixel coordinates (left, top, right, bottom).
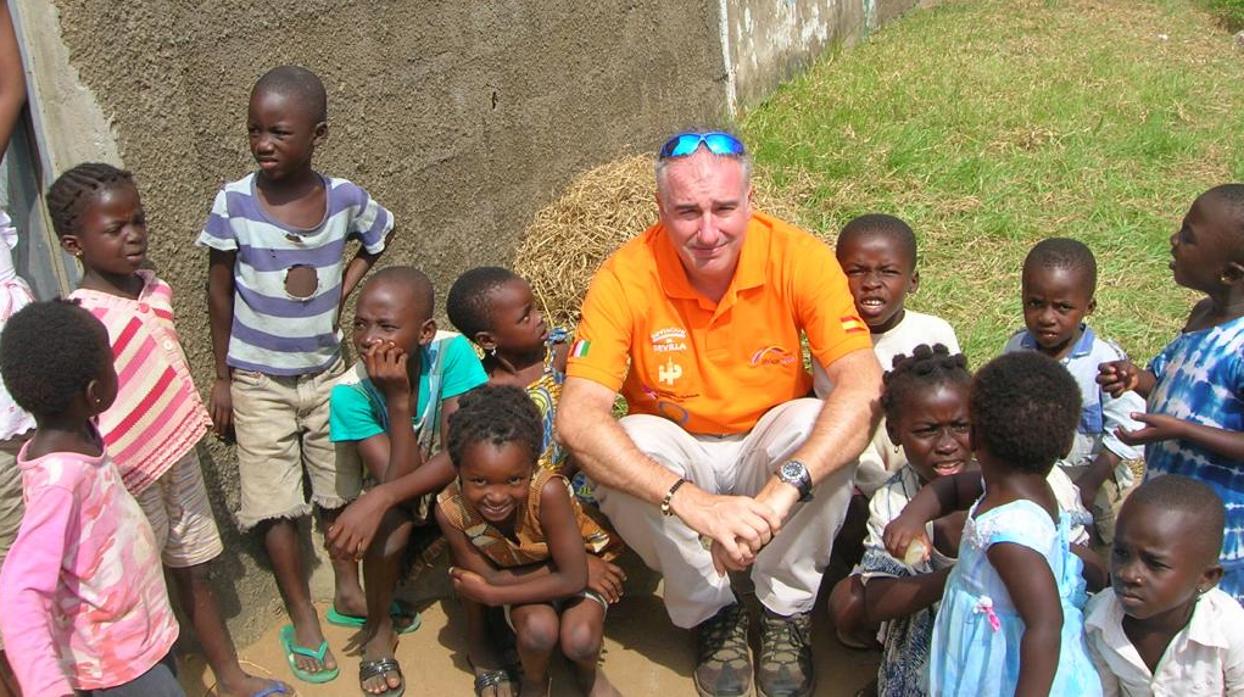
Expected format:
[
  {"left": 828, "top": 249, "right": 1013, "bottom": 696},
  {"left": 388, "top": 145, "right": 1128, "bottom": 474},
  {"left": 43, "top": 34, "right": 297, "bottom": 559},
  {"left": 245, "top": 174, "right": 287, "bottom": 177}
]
[{"left": 177, "top": 555, "right": 879, "bottom": 697}]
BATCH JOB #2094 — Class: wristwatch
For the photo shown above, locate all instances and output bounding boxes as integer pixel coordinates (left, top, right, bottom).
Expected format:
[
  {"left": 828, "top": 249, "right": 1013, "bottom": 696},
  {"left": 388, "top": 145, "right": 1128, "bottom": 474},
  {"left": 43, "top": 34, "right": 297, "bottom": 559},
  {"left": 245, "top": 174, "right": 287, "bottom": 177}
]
[{"left": 777, "top": 460, "right": 813, "bottom": 502}]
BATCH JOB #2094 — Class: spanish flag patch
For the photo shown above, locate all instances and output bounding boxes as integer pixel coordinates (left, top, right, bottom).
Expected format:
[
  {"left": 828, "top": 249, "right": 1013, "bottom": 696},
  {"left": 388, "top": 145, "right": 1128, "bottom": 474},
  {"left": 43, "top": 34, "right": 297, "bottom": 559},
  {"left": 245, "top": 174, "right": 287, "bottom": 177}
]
[{"left": 840, "top": 316, "right": 868, "bottom": 334}]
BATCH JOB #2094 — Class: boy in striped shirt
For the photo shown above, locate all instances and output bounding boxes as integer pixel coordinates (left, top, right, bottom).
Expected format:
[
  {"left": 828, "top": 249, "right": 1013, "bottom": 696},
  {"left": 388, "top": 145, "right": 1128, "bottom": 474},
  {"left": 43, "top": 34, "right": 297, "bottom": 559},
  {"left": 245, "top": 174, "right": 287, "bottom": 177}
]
[{"left": 198, "top": 65, "right": 394, "bottom": 684}]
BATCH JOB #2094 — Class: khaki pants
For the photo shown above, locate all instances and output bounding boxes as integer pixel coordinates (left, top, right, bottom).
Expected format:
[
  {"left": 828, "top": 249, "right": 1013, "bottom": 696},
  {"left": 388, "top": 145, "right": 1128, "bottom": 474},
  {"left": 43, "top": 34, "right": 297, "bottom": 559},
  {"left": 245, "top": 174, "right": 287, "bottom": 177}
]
[
  {"left": 1064, "top": 459, "right": 1143, "bottom": 546},
  {"left": 595, "top": 399, "right": 856, "bottom": 628},
  {"left": 230, "top": 357, "right": 360, "bottom": 531}
]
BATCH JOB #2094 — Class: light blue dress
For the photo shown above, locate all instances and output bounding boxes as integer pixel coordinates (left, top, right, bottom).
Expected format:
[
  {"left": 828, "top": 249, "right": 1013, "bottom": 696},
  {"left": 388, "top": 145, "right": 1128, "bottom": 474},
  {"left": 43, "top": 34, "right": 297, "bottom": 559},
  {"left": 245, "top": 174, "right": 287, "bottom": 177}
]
[{"left": 929, "top": 498, "right": 1102, "bottom": 696}]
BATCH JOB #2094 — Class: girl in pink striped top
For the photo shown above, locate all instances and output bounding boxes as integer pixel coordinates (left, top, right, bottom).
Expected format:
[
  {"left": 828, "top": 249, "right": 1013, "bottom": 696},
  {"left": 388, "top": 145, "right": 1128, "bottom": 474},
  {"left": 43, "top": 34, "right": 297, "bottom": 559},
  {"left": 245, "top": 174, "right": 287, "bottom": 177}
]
[{"left": 51, "top": 164, "right": 289, "bottom": 697}]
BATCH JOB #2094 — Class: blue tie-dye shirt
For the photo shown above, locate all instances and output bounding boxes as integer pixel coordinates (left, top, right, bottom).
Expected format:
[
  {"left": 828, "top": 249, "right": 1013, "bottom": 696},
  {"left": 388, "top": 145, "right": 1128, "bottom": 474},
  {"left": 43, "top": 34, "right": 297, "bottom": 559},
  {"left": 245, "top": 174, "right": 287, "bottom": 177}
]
[{"left": 1145, "top": 315, "right": 1244, "bottom": 600}]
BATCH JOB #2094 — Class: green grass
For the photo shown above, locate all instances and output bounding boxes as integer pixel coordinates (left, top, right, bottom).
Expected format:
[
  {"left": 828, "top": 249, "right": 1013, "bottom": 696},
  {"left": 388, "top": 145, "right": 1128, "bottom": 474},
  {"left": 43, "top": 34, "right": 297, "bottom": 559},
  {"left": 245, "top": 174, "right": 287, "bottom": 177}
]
[
  {"left": 739, "top": 0, "right": 1244, "bottom": 367},
  {"left": 1201, "top": 0, "right": 1244, "bottom": 30}
]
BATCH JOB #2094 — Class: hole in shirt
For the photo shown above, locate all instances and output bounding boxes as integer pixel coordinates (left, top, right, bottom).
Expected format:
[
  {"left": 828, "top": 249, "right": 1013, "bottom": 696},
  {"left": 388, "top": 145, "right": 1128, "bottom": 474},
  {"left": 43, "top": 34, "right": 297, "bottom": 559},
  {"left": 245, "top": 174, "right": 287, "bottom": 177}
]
[{"left": 284, "top": 264, "right": 318, "bottom": 298}]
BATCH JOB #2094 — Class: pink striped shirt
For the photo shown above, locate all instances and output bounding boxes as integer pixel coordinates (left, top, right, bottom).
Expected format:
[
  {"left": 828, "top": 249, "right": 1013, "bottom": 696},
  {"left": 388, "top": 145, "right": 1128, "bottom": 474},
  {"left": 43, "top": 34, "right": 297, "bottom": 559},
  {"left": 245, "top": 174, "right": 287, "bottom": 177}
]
[
  {"left": 69, "top": 271, "right": 211, "bottom": 494},
  {"left": 0, "top": 442, "right": 179, "bottom": 694}
]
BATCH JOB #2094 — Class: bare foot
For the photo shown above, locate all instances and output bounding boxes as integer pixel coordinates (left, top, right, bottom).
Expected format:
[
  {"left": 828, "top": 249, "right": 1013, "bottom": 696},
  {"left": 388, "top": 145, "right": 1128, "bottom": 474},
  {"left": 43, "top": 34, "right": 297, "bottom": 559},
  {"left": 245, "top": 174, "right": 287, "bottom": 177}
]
[
  {"left": 334, "top": 586, "right": 369, "bottom": 619},
  {"left": 360, "top": 628, "right": 401, "bottom": 695},
  {"left": 215, "top": 673, "right": 292, "bottom": 697}
]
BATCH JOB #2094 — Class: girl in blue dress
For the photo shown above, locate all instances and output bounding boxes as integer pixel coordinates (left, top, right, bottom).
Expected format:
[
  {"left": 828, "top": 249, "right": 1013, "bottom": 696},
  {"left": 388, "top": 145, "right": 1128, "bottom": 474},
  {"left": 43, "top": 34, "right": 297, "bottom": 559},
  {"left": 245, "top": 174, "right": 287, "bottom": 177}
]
[
  {"left": 885, "top": 351, "right": 1103, "bottom": 696},
  {"left": 1098, "top": 184, "right": 1244, "bottom": 602}
]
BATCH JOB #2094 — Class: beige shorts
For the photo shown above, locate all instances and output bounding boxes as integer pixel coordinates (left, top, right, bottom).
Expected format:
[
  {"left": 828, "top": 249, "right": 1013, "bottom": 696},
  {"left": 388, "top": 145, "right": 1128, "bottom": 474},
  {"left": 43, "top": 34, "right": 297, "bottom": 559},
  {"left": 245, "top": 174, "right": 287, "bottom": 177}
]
[
  {"left": 230, "top": 356, "right": 361, "bottom": 531},
  {"left": 0, "top": 436, "right": 27, "bottom": 652},
  {"left": 1063, "top": 458, "right": 1143, "bottom": 546},
  {"left": 135, "top": 447, "right": 225, "bottom": 568}
]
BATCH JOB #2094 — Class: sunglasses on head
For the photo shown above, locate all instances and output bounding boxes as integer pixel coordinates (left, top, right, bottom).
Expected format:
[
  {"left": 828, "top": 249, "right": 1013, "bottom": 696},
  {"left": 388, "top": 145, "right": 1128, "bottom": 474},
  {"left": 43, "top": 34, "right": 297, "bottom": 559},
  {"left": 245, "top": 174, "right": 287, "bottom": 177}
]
[{"left": 658, "top": 131, "right": 747, "bottom": 160}]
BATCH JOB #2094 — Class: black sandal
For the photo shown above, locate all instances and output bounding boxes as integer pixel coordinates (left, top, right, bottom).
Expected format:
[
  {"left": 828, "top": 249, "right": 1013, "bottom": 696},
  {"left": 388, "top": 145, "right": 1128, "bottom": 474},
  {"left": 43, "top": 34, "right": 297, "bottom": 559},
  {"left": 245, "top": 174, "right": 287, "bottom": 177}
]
[
  {"left": 359, "top": 657, "right": 405, "bottom": 697},
  {"left": 473, "top": 668, "right": 515, "bottom": 697}
]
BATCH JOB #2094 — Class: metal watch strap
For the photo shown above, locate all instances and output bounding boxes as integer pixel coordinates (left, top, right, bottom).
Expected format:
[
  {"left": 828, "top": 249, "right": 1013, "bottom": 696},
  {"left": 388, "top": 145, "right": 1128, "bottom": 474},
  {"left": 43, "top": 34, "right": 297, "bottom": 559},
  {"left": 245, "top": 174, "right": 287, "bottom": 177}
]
[{"left": 661, "top": 478, "right": 688, "bottom": 516}]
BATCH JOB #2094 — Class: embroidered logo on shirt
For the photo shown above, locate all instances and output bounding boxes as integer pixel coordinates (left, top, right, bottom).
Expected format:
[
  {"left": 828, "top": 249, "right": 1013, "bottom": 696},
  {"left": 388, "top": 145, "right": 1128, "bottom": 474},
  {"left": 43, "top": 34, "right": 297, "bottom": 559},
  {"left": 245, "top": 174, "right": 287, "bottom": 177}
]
[
  {"left": 750, "top": 346, "right": 797, "bottom": 367},
  {"left": 658, "top": 358, "right": 683, "bottom": 385},
  {"left": 651, "top": 326, "right": 688, "bottom": 353}
]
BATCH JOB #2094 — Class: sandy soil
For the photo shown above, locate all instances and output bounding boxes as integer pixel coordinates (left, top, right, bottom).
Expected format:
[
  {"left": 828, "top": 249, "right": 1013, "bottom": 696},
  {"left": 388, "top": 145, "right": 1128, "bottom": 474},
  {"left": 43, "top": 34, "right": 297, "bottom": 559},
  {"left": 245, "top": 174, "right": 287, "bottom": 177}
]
[{"left": 178, "top": 557, "right": 879, "bottom": 697}]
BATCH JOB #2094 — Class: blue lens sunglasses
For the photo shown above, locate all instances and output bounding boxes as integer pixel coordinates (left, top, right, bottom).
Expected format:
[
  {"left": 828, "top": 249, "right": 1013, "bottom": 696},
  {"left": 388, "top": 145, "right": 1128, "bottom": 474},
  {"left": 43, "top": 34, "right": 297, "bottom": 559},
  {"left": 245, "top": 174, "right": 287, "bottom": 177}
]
[{"left": 658, "top": 131, "right": 746, "bottom": 159}]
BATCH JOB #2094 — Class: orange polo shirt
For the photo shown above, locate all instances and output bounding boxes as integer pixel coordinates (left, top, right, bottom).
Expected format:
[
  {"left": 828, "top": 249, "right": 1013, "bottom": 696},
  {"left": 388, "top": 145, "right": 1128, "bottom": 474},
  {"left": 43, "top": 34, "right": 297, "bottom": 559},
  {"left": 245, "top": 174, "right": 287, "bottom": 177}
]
[{"left": 567, "top": 211, "right": 870, "bottom": 435}]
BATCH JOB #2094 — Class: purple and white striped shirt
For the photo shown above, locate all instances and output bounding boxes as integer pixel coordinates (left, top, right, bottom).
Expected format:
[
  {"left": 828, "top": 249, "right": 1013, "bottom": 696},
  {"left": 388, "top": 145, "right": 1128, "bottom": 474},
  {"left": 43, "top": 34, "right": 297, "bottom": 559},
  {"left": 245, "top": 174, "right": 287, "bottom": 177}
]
[{"left": 196, "top": 172, "right": 393, "bottom": 375}]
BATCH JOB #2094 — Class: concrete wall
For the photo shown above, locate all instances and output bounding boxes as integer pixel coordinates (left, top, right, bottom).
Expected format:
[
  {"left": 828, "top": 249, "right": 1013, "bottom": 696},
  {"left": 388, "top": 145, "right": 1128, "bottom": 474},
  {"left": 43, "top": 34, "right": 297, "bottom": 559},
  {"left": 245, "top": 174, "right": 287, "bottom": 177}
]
[
  {"left": 17, "top": 0, "right": 923, "bottom": 645},
  {"left": 723, "top": 0, "right": 923, "bottom": 108}
]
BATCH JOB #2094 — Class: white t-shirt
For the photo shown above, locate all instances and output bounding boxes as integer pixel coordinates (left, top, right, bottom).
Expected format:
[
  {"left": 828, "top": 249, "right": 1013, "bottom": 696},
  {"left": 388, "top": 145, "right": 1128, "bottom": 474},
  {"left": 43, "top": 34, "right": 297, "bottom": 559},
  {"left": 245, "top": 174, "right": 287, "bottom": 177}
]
[{"left": 814, "top": 309, "right": 961, "bottom": 494}]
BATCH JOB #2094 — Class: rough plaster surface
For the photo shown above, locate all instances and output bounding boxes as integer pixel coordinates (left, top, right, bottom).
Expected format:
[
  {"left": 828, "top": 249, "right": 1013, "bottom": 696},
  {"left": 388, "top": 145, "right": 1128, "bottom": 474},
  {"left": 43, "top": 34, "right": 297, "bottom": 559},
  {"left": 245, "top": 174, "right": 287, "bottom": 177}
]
[
  {"left": 48, "top": 0, "right": 727, "bottom": 645},
  {"left": 725, "top": 0, "right": 921, "bottom": 106}
]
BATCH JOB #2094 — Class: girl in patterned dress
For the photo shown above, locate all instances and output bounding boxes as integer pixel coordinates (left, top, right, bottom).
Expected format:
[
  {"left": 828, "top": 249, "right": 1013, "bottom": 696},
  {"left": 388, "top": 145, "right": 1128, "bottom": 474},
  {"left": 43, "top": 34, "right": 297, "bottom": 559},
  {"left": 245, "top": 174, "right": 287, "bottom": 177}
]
[{"left": 436, "top": 385, "right": 624, "bottom": 697}]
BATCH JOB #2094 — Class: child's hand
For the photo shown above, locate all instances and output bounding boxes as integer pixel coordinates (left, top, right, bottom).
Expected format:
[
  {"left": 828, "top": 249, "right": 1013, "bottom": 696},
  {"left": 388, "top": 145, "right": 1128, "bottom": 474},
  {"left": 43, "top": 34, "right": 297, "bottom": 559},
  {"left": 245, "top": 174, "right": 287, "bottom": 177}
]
[
  {"left": 883, "top": 512, "right": 931, "bottom": 563},
  {"left": 209, "top": 376, "right": 233, "bottom": 439},
  {"left": 363, "top": 340, "right": 410, "bottom": 402},
  {"left": 1097, "top": 360, "right": 1140, "bottom": 398},
  {"left": 326, "top": 490, "right": 388, "bottom": 560},
  {"left": 586, "top": 555, "right": 627, "bottom": 604},
  {"left": 449, "top": 566, "right": 495, "bottom": 604},
  {"left": 1116, "top": 412, "right": 1188, "bottom": 446}
]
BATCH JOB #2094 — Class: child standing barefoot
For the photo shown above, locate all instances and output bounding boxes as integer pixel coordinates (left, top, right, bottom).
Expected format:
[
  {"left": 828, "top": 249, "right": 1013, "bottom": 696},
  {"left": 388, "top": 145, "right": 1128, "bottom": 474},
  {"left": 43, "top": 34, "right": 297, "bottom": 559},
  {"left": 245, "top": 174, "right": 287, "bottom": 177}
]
[
  {"left": 886, "top": 352, "right": 1102, "bottom": 696},
  {"left": 51, "top": 163, "right": 289, "bottom": 697},
  {"left": 0, "top": 301, "right": 182, "bottom": 696},
  {"left": 1099, "top": 184, "right": 1244, "bottom": 602},
  {"left": 436, "top": 385, "right": 625, "bottom": 697}
]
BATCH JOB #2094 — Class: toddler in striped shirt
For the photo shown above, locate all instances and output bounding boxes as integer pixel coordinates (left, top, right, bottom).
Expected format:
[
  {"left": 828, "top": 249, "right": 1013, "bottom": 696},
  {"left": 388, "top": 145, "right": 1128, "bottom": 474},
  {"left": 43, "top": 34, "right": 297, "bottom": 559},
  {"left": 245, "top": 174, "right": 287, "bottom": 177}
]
[
  {"left": 51, "top": 163, "right": 290, "bottom": 697},
  {"left": 197, "top": 65, "right": 394, "bottom": 685}
]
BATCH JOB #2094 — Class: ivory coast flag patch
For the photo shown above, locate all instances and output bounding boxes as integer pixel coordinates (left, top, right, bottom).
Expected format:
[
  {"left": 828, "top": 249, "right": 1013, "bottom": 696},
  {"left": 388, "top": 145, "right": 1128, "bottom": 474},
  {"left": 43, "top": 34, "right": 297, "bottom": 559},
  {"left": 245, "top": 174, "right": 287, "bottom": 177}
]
[
  {"left": 841, "top": 316, "right": 868, "bottom": 334},
  {"left": 571, "top": 339, "right": 591, "bottom": 358}
]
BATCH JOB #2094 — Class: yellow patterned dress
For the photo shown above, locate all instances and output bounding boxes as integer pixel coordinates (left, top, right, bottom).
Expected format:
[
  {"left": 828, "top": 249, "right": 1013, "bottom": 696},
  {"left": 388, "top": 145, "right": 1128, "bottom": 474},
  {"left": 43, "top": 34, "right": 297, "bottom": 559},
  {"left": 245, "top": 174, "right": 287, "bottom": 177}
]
[{"left": 437, "top": 468, "right": 621, "bottom": 567}]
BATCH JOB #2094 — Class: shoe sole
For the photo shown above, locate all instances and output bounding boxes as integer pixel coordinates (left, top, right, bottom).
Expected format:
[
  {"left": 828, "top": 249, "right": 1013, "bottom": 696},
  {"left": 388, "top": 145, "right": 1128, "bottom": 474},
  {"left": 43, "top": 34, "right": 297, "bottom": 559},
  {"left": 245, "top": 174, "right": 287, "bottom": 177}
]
[
  {"left": 755, "top": 677, "right": 815, "bottom": 697},
  {"left": 694, "top": 673, "right": 754, "bottom": 697}
]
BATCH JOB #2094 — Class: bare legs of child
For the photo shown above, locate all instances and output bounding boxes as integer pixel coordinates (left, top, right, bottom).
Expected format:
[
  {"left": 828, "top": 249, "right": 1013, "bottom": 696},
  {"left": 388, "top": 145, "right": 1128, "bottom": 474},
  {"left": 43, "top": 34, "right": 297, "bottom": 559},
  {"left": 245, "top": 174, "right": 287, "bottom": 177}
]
[
  {"left": 260, "top": 512, "right": 364, "bottom": 679},
  {"left": 355, "top": 508, "right": 413, "bottom": 695},
  {"left": 168, "top": 562, "right": 292, "bottom": 696},
  {"left": 510, "top": 598, "right": 619, "bottom": 697}
]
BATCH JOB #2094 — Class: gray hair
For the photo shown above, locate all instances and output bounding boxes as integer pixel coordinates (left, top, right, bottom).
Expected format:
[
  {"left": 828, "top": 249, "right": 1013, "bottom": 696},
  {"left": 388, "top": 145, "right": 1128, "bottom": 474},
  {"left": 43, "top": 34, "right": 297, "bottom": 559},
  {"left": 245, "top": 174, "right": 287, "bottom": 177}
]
[{"left": 654, "top": 151, "right": 752, "bottom": 197}]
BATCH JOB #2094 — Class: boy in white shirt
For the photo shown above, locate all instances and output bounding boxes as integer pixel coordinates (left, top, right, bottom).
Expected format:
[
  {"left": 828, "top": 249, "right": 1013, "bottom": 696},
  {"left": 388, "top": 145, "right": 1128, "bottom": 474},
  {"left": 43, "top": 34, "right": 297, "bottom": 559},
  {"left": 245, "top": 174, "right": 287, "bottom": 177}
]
[{"left": 1086, "top": 475, "right": 1244, "bottom": 696}]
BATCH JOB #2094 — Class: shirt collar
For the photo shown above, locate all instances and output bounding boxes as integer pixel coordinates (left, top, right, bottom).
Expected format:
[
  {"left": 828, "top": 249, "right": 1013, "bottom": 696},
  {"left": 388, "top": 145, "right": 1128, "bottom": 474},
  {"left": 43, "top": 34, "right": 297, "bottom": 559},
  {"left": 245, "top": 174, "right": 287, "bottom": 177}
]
[
  {"left": 1018, "top": 323, "right": 1095, "bottom": 359},
  {"left": 1086, "top": 589, "right": 1231, "bottom": 651}
]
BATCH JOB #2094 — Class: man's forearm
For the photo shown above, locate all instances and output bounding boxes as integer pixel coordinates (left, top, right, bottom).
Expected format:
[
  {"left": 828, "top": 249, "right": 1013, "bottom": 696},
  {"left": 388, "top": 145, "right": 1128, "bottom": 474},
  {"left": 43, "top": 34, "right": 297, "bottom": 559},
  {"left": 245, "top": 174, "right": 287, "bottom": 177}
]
[
  {"left": 790, "top": 350, "right": 883, "bottom": 484},
  {"left": 560, "top": 408, "right": 681, "bottom": 505}
]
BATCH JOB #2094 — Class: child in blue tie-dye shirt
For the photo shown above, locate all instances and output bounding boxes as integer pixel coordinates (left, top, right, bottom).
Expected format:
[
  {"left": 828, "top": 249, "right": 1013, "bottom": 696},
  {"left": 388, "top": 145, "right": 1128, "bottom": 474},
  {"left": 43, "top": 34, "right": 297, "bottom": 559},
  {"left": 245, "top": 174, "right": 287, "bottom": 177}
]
[{"left": 1099, "top": 184, "right": 1244, "bottom": 602}]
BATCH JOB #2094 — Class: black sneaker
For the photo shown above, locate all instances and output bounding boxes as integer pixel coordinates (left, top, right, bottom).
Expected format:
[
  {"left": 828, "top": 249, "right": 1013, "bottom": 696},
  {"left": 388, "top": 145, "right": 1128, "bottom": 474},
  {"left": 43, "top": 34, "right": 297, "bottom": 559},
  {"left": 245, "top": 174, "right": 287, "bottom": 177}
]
[
  {"left": 694, "top": 603, "right": 753, "bottom": 697},
  {"left": 756, "top": 608, "right": 813, "bottom": 697}
]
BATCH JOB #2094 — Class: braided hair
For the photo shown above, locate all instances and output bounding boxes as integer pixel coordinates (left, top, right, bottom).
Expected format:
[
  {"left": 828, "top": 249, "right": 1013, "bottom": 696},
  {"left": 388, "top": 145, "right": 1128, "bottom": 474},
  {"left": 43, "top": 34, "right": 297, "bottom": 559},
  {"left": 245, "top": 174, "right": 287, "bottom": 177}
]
[
  {"left": 46, "top": 163, "right": 135, "bottom": 239},
  {"left": 880, "top": 343, "right": 971, "bottom": 424},
  {"left": 447, "top": 384, "right": 543, "bottom": 469}
]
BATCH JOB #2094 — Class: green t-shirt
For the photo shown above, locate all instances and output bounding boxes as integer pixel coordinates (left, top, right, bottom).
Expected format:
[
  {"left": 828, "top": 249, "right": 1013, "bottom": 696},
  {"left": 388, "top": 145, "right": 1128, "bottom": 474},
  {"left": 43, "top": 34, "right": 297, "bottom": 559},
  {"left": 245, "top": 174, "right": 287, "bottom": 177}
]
[{"left": 328, "top": 332, "right": 487, "bottom": 443}]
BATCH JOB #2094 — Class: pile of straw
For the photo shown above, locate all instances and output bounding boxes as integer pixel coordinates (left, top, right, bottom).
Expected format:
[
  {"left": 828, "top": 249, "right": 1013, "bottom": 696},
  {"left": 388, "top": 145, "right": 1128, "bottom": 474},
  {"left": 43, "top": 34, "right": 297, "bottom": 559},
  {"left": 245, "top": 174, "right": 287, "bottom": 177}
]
[{"left": 515, "top": 153, "right": 811, "bottom": 326}]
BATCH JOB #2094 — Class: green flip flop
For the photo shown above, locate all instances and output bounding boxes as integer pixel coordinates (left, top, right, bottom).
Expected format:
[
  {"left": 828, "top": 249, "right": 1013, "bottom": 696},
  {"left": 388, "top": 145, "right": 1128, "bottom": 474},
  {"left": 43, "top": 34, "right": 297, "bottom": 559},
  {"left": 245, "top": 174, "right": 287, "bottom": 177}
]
[
  {"left": 326, "top": 601, "right": 422, "bottom": 635},
  {"left": 279, "top": 624, "right": 340, "bottom": 684}
]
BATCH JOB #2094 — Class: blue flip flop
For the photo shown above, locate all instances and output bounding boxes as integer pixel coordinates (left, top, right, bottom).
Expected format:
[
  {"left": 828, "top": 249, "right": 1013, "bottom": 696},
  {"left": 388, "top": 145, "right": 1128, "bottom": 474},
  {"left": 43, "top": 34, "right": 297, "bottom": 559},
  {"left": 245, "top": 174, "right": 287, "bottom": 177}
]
[
  {"left": 279, "top": 624, "right": 340, "bottom": 684},
  {"left": 250, "top": 684, "right": 291, "bottom": 697},
  {"left": 326, "top": 601, "right": 422, "bottom": 635}
]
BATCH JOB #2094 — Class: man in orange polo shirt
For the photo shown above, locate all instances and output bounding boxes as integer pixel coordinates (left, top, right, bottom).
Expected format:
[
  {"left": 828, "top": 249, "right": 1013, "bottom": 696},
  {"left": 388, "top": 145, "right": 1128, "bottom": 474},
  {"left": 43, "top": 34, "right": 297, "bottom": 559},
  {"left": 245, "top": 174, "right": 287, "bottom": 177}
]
[{"left": 557, "top": 131, "right": 883, "bottom": 697}]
